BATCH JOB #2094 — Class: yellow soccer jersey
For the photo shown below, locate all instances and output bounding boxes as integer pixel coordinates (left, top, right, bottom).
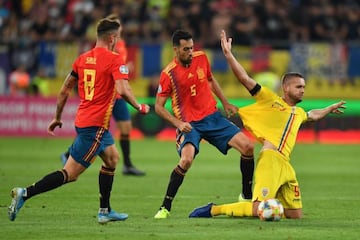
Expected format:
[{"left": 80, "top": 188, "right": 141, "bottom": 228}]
[{"left": 238, "top": 87, "right": 308, "bottom": 158}]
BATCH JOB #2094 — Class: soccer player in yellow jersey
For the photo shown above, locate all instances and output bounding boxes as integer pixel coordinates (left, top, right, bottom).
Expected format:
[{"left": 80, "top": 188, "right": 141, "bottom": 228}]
[{"left": 189, "top": 30, "right": 346, "bottom": 219}]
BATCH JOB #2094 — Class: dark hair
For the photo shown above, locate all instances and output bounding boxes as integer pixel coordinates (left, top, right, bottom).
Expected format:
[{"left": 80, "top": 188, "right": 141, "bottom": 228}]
[
  {"left": 172, "top": 29, "right": 192, "bottom": 46},
  {"left": 96, "top": 18, "right": 120, "bottom": 37},
  {"left": 106, "top": 13, "right": 121, "bottom": 24},
  {"left": 281, "top": 72, "right": 304, "bottom": 85}
]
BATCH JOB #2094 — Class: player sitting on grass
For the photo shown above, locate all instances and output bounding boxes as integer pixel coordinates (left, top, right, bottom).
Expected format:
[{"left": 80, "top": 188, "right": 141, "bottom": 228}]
[{"left": 189, "top": 30, "right": 346, "bottom": 219}]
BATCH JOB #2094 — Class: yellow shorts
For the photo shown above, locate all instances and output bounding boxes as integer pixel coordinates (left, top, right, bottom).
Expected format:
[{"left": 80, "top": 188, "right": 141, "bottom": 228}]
[{"left": 253, "top": 149, "right": 302, "bottom": 209}]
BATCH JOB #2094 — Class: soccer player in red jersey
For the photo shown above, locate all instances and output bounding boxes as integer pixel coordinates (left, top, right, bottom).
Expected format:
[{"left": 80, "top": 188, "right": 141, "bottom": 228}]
[
  {"left": 60, "top": 15, "right": 145, "bottom": 176},
  {"left": 110, "top": 15, "right": 145, "bottom": 176},
  {"left": 8, "top": 18, "right": 150, "bottom": 223},
  {"left": 154, "top": 30, "right": 255, "bottom": 219}
]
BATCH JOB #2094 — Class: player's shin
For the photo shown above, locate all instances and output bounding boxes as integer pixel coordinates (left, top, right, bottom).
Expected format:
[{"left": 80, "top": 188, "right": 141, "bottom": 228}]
[
  {"left": 240, "top": 155, "right": 254, "bottom": 199},
  {"left": 99, "top": 166, "right": 115, "bottom": 211},
  {"left": 161, "top": 165, "right": 186, "bottom": 211},
  {"left": 24, "top": 169, "right": 68, "bottom": 200}
]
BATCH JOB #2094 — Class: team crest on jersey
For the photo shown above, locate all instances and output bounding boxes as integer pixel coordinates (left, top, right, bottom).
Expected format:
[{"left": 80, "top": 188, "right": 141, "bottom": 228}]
[
  {"left": 261, "top": 187, "right": 269, "bottom": 197},
  {"left": 119, "top": 65, "right": 129, "bottom": 74},
  {"left": 196, "top": 67, "right": 205, "bottom": 82}
]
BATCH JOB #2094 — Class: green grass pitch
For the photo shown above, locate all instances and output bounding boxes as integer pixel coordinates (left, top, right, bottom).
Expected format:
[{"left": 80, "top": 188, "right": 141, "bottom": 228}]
[{"left": 0, "top": 137, "right": 359, "bottom": 240}]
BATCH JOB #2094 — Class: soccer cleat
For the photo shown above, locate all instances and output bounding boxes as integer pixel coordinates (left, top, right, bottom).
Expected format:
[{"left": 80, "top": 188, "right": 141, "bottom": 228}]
[
  {"left": 97, "top": 209, "right": 128, "bottom": 224},
  {"left": 122, "top": 166, "right": 146, "bottom": 176},
  {"left": 60, "top": 152, "right": 68, "bottom": 166},
  {"left": 8, "top": 187, "right": 26, "bottom": 221},
  {"left": 154, "top": 207, "right": 170, "bottom": 219},
  {"left": 238, "top": 193, "right": 252, "bottom": 202},
  {"left": 189, "top": 203, "right": 214, "bottom": 218}
]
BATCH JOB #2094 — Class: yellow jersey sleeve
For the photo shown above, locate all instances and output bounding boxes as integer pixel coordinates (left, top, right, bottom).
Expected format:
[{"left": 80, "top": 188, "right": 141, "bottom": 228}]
[{"left": 238, "top": 87, "right": 307, "bottom": 158}]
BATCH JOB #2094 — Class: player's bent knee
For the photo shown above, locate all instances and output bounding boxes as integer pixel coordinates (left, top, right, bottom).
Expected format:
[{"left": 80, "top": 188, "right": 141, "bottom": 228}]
[
  {"left": 103, "top": 153, "right": 120, "bottom": 168},
  {"left": 179, "top": 157, "right": 193, "bottom": 170},
  {"left": 241, "top": 141, "right": 254, "bottom": 156},
  {"left": 65, "top": 172, "right": 80, "bottom": 182}
]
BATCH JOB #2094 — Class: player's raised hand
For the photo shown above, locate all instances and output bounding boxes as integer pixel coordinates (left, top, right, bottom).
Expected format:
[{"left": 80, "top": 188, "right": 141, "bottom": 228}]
[
  {"left": 47, "top": 119, "right": 63, "bottom": 136},
  {"left": 220, "top": 30, "right": 232, "bottom": 56}
]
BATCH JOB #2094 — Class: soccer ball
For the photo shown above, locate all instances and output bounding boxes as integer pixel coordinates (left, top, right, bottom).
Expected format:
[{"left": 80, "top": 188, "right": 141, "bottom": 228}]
[{"left": 257, "top": 198, "right": 284, "bottom": 221}]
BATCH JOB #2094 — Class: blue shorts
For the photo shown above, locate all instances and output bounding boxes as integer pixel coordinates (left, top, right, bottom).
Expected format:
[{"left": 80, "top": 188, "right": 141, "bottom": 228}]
[
  {"left": 176, "top": 111, "right": 240, "bottom": 157},
  {"left": 69, "top": 127, "right": 115, "bottom": 168},
  {"left": 112, "top": 98, "right": 130, "bottom": 121}
]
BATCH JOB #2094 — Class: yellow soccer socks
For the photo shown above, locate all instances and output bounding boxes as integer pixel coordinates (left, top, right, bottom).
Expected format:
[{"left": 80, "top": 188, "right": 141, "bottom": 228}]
[{"left": 211, "top": 201, "right": 253, "bottom": 217}]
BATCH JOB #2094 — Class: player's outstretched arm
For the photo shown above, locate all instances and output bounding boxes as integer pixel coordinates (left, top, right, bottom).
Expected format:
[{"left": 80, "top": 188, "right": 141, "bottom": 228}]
[
  {"left": 47, "top": 73, "right": 77, "bottom": 135},
  {"left": 307, "top": 100, "right": 346, "bottom": 121},
  {"left": 116, "top": 79, "right": 150, "bottom": 114},
  {"left": 209, "top": 76, "right": 238, "bottom": 117},
  {"left": 220, "top": 30, "right": 256, "bottom": 92},
  {"left": 155, "top": 95, "right": 192, "bottom": 133}
]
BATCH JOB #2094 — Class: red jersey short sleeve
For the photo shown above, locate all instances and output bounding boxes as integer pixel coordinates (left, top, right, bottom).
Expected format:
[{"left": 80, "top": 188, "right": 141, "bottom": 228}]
[
  {"left": 114, "top": 40, "right": 128, "bottom": 100},
  {"left": 157, "top": 51, "right": 217, "bottom": 122},
  {"left": 72, "top": 47, "right": 129, "bottom": 129}
]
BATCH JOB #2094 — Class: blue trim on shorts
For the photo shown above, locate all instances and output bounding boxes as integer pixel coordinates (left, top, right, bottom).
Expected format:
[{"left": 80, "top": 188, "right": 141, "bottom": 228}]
[
  {"left": 176, "top": 111, "right": 240, "bottom": 157},
  {"left": 69, "top": 127, "right": 114, "bottom": 168},
  {"left": 112, "top": 98, "right": 131, "bottom": 121}
]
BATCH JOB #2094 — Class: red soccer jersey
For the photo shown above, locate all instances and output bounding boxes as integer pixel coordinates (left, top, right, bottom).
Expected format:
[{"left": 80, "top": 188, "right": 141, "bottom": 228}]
[
  {"left": 72, "top": 47, "right": 129, "bottom": 129},
  {"left": 157, "top": 51, "right": 218, "bottom": 122}
]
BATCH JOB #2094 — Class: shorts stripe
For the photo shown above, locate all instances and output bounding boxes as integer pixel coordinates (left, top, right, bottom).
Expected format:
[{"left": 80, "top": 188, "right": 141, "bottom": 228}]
[{"left": 83, "top": 127, "right": 105, "bottom": 163}]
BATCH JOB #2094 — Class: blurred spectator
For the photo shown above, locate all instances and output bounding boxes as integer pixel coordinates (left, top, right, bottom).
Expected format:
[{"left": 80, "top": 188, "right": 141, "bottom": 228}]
[
  {"left": 339, "top": 6, "right": 360, "bottom": 41},
  {"left": 288, "top": 2, "right": 309, "bottom": 42},
  {"left": 185, "top": 1, "right": 207, "bottom": 45},
  {"left": 9, "top": 23, "right": 38, "bottom": 76},
  {"left": 257, "top": 0, "right": 290, "bottom": 42},
  {"left": 29, "top": 3, "right": 53, "bottom": 41},
  {"left": 143, "top": 4, "right": 166, "bottom": 43},
  {"left": 1, "top": 0, "right": 360, "bottom": 95},
  {"left": 30, "top": 67, "right": 50, "bottom": 96},
  {"left": 8, "top": 64, "right": 30, "bottom": 96},
  {"left": 0, "top": 0, "right": 10, "bottom": 34},
  {"left": 163, "top": 4, "right": 186, "bottom": 39},
  {"left": 204, "top": 0, "right": 235, "bottom": 48},
  {"left": 1, "top": 12, "right": 18, "bottom": 43},
  {"left": 308, "top": 2, "right": 342, "bottom": 42},
  {"left": 61, "top": 0, "right": 93, "bottom": 42},
  {"left": 121, "top": 1, "right": 147, "bottom": 44},
  {"left": 230, "top": 2, "right": 258, "bottom": 45}
]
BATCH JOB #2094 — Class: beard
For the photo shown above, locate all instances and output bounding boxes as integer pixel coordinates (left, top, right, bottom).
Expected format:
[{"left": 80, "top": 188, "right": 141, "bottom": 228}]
[
  {"left": 288, "top": 92, "right": 303, "bottom": 104},
  {"left": 180, "top": 57, "right": 192, "bottom": 66}
]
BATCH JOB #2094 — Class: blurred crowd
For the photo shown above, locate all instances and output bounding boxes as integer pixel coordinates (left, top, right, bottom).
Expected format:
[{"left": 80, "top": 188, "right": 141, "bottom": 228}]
[
  {"left": 1, "top": 0, "right": 360, "bottom": 47},
  {"left": 1, "top": 0, "right": 360, "bottom": 96}
]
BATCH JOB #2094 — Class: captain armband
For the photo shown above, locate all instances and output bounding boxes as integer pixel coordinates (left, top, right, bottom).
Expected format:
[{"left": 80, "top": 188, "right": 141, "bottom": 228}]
[
  {"left": 70, "top": 70, "right": 79, "bottom": 79},
  {"left": 249, "top": 83, "right": 261, "bottom": 96}
]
